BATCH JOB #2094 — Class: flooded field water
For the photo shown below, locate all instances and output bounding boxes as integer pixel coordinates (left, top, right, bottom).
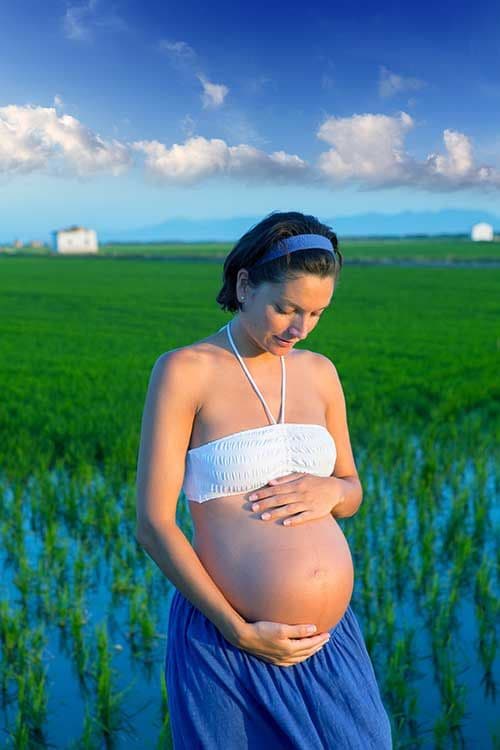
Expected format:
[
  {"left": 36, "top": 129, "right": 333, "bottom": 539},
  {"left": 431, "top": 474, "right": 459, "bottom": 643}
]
[{"left": 0, "top": 417, "right": 498, "bottom": 748}]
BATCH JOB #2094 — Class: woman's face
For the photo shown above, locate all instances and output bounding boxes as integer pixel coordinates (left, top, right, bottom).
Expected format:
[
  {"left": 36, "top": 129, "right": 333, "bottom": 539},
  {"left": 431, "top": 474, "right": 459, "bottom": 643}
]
[{"left": 238, "top": 273, "right": 334, "bottom": 355}]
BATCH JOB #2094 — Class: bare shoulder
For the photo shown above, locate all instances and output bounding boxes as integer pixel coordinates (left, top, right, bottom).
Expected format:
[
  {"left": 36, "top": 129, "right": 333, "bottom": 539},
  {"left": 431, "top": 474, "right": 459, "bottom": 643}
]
[
  {"left": 135, "top": 338, "right": 219, "bottom": 532},
  {"left": 152, "top": 348, "right": 204, "bottom": 413},
  {"left": 152, "top": 331, "right": 224, "bottom": 411},
  {"left": 297, "top": 348, "right": 340, "bottom": 388},
  {"left": 299, "top": 349, "right": 347, "bottom": 421}
]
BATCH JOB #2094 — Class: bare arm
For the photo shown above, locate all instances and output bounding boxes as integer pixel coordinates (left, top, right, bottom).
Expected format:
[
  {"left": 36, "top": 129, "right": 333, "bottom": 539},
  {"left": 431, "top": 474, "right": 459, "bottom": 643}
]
[
  {"left": 318, "top": 354, "right": 363, "bottom": 519},
  {"left": 135, "top": 349, "right": 248, "bottom": 646}
]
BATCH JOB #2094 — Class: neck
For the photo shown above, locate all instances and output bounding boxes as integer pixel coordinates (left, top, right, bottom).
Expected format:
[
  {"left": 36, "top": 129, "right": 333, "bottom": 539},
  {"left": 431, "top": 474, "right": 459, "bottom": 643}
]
[{"left": 228, "top": 316, "right": 280, "bottom": 363}]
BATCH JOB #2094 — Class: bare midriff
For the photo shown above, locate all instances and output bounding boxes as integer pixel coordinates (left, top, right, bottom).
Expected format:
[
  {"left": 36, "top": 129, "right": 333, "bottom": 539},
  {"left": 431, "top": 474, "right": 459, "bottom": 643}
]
[{"left": 189, "top": 490, "right": 354, "bottom": 634}]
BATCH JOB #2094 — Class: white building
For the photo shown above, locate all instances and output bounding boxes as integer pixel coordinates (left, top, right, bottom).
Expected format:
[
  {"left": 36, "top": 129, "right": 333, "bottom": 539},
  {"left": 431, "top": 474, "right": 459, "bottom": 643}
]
[
  {"left": 471, "top": 222, "right": 493, "bottom": 241},
  {"left": 52, "top": 226, "right": 98, "bottom": 254}
]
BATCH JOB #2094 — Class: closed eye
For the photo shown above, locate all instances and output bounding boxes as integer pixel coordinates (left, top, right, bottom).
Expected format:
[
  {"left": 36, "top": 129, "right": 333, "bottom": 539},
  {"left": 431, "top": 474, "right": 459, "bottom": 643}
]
[{"left": 275, "top": 305, "right": 324, "bottom": 318}]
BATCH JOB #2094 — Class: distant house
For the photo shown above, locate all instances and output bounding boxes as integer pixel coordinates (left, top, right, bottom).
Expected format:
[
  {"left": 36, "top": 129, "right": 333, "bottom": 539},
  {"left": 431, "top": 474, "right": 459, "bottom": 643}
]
[
  {"left": 52, "top": 226, "right": 98, "bottom": 254},
  {"left": 471, "top": 222, "right": 493, "bottom": 241}
]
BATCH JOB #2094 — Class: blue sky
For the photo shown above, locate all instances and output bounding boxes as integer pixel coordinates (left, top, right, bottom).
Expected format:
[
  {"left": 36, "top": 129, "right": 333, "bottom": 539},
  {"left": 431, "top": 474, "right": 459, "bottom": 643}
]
[{"left": 1, "top": 0, "right": 500, "bottom": 238}]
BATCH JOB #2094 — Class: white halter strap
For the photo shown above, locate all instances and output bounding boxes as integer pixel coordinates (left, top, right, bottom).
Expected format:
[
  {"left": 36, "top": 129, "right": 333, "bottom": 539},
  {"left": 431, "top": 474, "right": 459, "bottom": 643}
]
[{"left": 225, "top": 321, "right": 286, "bottom": 425}]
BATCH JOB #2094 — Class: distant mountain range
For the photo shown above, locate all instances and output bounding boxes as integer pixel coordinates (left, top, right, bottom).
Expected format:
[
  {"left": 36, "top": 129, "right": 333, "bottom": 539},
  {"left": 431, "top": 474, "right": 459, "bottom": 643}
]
[
  {"left": 3, "top": 209, "right": 499, "bottom": 246},
  {"left": 98, "top": 209, "right": 500, "bottom": 243}
]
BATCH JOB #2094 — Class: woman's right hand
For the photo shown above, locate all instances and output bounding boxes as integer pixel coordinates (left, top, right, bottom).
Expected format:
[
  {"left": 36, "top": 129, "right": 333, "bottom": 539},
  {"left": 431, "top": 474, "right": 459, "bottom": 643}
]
[{"left": 235, "top": 620, "right": 331, "bottom": 667}]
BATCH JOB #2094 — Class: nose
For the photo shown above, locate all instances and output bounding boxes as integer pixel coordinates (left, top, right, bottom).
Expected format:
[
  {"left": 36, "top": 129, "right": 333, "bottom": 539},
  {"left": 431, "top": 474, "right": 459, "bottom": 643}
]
[{"left": 288, "top": 321, "right": 308, "bottom": 340}]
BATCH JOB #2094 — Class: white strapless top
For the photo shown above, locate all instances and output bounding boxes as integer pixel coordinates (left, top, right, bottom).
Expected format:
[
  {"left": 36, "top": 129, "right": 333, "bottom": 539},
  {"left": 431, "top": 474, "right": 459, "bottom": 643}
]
[{"left": 182, "top": 321, "right": 337, "bottom": 503}]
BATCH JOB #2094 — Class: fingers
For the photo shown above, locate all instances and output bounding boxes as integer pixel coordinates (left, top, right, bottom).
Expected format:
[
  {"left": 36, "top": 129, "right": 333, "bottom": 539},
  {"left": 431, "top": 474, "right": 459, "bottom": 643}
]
[
  {"left": 256, "top": 504, "right": 306, "bottom": 522},
  {"left": 283, "top": 623, "right": 319, "bottom": 638},
  {"left": 287, "top": 633, "right": 330, "bottom": 658},
  {"left": 265, "top": 637, "right": 330, "bottom": 666},
  {"left": 268, "top": 632, "right": 330, "bottom": 666},
  {"left": 289, "top": 638, "right": 330, "bottom": 665},
  {"left": 247, "top": 621, "right": 331, "bottom": 667},
  {"left": 277, "top": 623, "right": 331, "bottom": 656},
  {"left": 289, "top": 632, "right": 330, "bottom": 649}
]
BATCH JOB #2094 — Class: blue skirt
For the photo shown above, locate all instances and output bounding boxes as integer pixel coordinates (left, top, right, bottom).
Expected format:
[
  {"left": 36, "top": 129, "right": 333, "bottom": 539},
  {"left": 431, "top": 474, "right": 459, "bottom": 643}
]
[{"left": 165, "top": 588, "right": 393, "bottom": 749}]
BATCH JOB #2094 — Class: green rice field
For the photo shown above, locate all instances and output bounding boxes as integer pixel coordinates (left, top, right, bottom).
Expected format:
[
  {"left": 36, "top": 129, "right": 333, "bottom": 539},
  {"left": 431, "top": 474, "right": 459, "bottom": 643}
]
[{"left": 0, "top": 241, "right": 499, "bottom": 748}]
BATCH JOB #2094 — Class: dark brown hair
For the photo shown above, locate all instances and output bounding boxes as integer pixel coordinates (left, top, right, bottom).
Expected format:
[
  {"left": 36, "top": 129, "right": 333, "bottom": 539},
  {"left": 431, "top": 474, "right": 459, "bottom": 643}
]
[{"left": 216, "top": 210, "right": 343, "bottom": 313}]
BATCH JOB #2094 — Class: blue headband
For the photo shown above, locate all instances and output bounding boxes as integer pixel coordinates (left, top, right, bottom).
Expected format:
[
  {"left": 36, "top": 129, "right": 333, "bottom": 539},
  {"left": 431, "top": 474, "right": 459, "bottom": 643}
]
[{"left": 251, "top": 233, "right": 334, "bottom": 268}]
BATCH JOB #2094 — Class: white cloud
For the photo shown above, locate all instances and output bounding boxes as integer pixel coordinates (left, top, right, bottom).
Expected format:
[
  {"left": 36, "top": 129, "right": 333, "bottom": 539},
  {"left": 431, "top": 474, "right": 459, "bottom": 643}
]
[
  {"left": 317, "top": 111, "right": 415, "bottom": 185},
  {"left": 1, "top": 101, "right": 499, "bottom": 192},
  {"left": 63, "top": 0, "right": 126, "bottom": 42},
  {"left": 0, "top": 105, "right": 130, "bottom": 176},
  {"left": 132, "top": 135, "right": 308, "bottom": 185},
  {"left": 54, "top": 94, "right": 64, "bottom": 111},
  {"left": 423, "top": 129, "right": 500, "bottom": 189},
  {"left": 159, "top": 39, "right": 230, "bottom": 110},
  {"left": 425, "top": 130, "right": 473, "bottom": 178},
  {"left": 378, "top": 66, "right": 427, "bottom": 98},
  {"left": 196, "top": 74, "right": 229, "bottom": 109},
  {"left": 159, "top": 39, "right": 196, "bottom": 63},
  {"left": 63, "top": 0, "right": 96, "bottom": 40},
  {"left": 316, "top": 111, "right": 500, "bottom": 190}
]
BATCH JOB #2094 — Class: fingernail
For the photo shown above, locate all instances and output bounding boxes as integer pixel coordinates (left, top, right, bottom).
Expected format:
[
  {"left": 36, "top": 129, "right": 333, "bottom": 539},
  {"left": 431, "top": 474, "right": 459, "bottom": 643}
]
[
  {"left": 261, "top": 512, "right": 270, "bottom": 520},
  {"left": 249, "top": 494, "right": 258, "bottom": 501},
  {"left": 307, "top": 625, "right": 316, "bottom": 633},
  {"left": 252, "top": 504, "right": 259, "bottom": 511}
]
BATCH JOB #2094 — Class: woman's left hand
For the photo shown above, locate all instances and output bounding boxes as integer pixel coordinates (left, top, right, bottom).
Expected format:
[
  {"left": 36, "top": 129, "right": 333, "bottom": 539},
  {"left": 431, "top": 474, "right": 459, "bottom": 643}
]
[{"left": 247, "top": 473, "right": 344, "bottom": 526}]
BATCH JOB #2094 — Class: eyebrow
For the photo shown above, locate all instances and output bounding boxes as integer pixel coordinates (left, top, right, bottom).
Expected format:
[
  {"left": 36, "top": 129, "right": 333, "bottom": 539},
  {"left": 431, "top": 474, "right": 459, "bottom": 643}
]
[{"left": 280, "top": 298, "right": 331, "bottom": 312}]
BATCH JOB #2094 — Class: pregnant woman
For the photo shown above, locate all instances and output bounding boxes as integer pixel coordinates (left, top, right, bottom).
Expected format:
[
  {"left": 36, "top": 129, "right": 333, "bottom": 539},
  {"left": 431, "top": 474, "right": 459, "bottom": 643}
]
[{"left": 135, "top": 210, "right": 393, "bottom": 748}]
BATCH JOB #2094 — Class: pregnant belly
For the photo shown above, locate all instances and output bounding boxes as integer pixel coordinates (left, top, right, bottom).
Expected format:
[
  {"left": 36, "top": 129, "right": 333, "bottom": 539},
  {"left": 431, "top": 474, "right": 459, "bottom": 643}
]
[{"left": 190, "top": 496, "right": 355, "bottom": 634}]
